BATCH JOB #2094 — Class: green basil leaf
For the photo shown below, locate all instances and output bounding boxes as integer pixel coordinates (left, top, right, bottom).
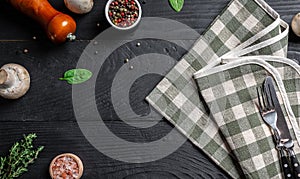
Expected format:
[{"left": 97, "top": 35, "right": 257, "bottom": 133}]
[
  {"left": 59, "top": 69, "right": 92, "bottom": 84},
  {"left": 169, "top": 0, "right": 184, "bottom": 12}
]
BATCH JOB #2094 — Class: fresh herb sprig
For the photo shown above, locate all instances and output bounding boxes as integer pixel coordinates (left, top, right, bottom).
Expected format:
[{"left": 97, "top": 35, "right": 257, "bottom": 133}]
[{"left": 0, "top": 133, "right": 44, "bottom": 179}]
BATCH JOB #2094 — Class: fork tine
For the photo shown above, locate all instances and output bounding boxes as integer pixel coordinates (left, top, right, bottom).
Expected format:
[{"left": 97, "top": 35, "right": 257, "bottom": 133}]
[{"left": 256, "top": 87, "right": 263, "bottom": 113}]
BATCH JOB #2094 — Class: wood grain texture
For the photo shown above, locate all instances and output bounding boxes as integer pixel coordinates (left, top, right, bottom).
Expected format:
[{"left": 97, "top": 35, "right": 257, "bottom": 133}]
[
  {"left": 1, "top": 0, "right": 300, "bottom": 179},
  {"left": 0, "top": 121, "right": 229, "bottom": 179}
]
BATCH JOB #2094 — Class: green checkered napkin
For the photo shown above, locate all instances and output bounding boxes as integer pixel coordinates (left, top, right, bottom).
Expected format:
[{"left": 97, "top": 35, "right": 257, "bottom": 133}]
[
  {"left": 193, "top": 56, "right": 300, "bottom": 178},
  {"left": 146, "top": 0, "right": 288, "bottom": 178}
]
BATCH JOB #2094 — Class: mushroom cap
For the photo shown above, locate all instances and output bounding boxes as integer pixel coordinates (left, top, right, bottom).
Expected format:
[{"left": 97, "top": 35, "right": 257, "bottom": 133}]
[
  {"left": 0, "top": 63, "right": 30, "bottom": 99},
  {"left": 64, "top": 0, "right": 94, "bottom": 14},
  {"left": 292, "top": 13, "right": 300, "bottom": 37}
]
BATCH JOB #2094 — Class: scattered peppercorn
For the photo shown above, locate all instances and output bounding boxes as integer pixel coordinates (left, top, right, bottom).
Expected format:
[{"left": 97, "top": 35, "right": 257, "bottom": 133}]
[
  {"left": 23, "top": 48, "right": 29, "bottom": 54},
  {"left": 108, "top": 0, "right": 139, "bottom": 28}
]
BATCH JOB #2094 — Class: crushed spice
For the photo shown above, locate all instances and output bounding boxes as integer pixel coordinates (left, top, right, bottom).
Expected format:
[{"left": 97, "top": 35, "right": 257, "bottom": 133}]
[{"left": 50, "top": 153, "right": 83, "bottom": 179}]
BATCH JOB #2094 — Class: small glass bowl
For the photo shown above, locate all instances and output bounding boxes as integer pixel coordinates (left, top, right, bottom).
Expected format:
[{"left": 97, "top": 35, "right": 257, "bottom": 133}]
[{"left": 105, "top": 0, "right": 142, "bottom": 30}]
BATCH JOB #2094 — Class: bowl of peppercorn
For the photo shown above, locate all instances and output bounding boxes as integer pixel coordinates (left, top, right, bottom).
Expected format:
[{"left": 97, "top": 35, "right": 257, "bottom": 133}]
[{"left": 105, "top": 0, "right": 142, "bottom": 30}]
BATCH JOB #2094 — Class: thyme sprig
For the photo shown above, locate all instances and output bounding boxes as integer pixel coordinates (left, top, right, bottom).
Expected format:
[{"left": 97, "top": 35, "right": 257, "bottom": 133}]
[{"left": 0, "top": 133, "right": 44, "bottom": 179}]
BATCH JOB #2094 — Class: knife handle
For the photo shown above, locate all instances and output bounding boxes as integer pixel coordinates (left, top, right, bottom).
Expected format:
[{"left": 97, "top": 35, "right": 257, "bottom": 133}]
[
  {"left": 279, "top": 149, "right": 293, "bottom": 178},
  {"left": 289, "top": 150, "right": 300, "bottom": 178}
]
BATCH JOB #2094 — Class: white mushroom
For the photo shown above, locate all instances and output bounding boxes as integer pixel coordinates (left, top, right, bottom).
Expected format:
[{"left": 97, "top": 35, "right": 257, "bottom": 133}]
[
  {"left": 292, "top": 13, "right": 300, "bottom": 37},
  {"left": 64, "top": 0, "right": 94, "bottom": 14},
  {"left": 0, "top": 63, "right": 30, "bottom": 99}
]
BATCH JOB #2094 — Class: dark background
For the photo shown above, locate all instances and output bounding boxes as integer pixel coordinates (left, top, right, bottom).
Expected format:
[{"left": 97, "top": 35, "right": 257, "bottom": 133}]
[{"left": 0, "top": 0, "right": 299, "bottom": 178}]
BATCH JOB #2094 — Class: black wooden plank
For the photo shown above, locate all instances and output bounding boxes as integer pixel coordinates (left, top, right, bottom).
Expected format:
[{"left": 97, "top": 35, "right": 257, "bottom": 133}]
[
  {"left": 0, "top": 121, "right": 230, "bottom": 179},
  {"left": 0, "top": 37, "right": 230, "bottom": 178},
  {"left": 1, "top": 0, "right": 299, "bottom": 41},
  {"left": 0, "top": 0, "right": 231, "bottom": 40},
  {"left": 0, "top": 41, "right": 87, "bottom": 122},
  {"left": 0, "top": 0, "right": 300, "bottom": 41},
  {"left": 0, "top": 38, "right": 187, "bottom": 122}
]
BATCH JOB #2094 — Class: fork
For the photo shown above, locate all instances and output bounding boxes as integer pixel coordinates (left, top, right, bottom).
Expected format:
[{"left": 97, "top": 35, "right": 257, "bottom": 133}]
[{"left": 257, "top": 86, "right": 292, "bottom": 178}]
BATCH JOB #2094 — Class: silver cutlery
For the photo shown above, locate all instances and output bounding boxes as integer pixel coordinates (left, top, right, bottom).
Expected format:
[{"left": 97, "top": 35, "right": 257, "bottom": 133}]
[
  {"left": 257, "top": 84, "right": 292, "bottom": 178},
  {"left": 264, "top": 76, "right": 300, "bottom": 179}
]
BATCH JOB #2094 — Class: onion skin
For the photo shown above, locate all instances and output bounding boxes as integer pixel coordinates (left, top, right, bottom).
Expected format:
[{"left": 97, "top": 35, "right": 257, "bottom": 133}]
[{"left": 8, "top": 0, "right": 76, "bottom": 44}]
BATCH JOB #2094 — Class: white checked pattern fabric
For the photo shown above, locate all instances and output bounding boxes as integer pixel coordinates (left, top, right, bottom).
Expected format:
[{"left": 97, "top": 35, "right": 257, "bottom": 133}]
[
  {"left": 146, "top": 0, "right": 289, "bottom": 178},
  {"left": 194, "top": 57, "right": 300, "bottom": 178}
]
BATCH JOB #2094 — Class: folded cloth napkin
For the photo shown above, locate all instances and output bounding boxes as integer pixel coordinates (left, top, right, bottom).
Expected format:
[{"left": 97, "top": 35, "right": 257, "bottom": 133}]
[
  {"left": 193, "top": 56, "right": 300, "bottom": 178},
  {"left": 146, "top": 0, "right": 289, "bottom": 178}
]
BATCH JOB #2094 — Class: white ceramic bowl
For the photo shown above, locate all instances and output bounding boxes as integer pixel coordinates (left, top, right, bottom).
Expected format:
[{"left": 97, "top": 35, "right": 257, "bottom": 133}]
[{"left": 105, "top": 0, "right": 142, "bottom": 30}]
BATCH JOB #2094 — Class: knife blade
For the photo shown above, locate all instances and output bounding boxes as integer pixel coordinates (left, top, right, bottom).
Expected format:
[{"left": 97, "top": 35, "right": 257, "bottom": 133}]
[{"left": 264, "top": 76, "right": 300, "bottom": 178}]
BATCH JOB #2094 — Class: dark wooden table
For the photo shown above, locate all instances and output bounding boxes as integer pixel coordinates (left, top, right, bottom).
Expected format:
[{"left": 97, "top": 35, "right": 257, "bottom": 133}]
[{"left": 0, "top": 0, "right": 300, "bottom": 178}]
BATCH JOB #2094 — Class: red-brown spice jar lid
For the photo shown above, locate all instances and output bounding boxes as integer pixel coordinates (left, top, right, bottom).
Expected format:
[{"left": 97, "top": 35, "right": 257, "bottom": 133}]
[{"left": 49, "top": 153, "right": 83, "bottom": 179}]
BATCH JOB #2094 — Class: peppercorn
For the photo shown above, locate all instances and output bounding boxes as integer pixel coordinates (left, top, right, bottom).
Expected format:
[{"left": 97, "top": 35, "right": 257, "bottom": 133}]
[{"left": 108, "top": 0, "right": 139, "bottom": 28}]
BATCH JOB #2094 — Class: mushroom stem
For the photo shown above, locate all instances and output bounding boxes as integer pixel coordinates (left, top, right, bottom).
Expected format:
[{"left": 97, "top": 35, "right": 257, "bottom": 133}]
[
  {"left": 0, "top": 69, "right": 7, "bottom": 85},
  {"left": 0, "top": 69, "right": 14, "bottom": 88}
]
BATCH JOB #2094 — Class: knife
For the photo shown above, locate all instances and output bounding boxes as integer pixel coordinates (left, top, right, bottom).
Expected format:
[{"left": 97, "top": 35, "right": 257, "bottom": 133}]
[{"left": 264, "top": 76, "right": 300, "bottom": 178}]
